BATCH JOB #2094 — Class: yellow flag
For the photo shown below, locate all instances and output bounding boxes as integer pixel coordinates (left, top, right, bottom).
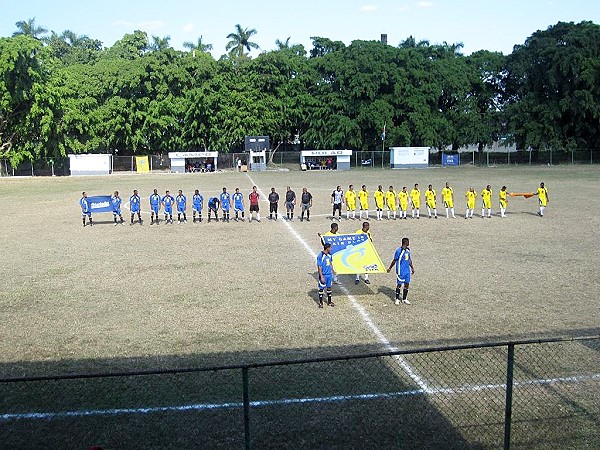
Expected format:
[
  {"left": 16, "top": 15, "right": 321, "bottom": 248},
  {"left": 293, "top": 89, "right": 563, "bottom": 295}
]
[
  {"left": 136, "top": 156, "right": 150, "bottom": 173},
  {"left": 320, "top": 233, "right": 387, "bottom": 275}
]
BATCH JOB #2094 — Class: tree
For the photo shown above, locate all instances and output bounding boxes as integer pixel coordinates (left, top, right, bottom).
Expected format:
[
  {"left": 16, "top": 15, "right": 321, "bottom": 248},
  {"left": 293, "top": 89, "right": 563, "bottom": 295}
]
[
  {"left": 45, "top": 30, "right": 103, "bottom": 65},
  {"left": 12, "top": 18, "right": 47, "bottom": 40},
  {"left": 183, "top": 36, "right": 213, "bottom": 55},
  {"left": 275, "top": 37, "right": 291, "bottom": 50},
  {"left": 104, "top": 31, "right": 149, "bottom": 59},
  {"left": 505, "top": 21, "right": 600, "bottom": 151},
  {"left": 226, "top": 24, "right": 259, "bottom": 58},
  {"left": 149, "top": 35, "right": 171, "bottom": 52},
  {"left": 0, "top": 36, "right": 59, "bottom": 165}
]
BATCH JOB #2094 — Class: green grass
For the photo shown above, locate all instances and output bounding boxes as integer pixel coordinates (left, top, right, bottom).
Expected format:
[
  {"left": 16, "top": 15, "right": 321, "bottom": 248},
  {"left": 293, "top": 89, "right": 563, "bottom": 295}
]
[{"left": 0, "top": 165, "right": 599, "bottom": 448}]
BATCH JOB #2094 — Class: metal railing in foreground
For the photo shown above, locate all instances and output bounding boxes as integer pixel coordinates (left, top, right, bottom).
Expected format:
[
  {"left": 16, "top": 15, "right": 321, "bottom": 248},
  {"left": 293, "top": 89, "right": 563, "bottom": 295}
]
[{"left": 1, "top": 335, "right": 598, "bottom": 449}]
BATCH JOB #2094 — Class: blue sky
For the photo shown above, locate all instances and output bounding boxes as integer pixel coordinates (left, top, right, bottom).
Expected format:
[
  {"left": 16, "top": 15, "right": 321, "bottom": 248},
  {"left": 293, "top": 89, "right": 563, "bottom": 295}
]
[{"left": 1, "top": 0, "right": 599, "bottom": 56}]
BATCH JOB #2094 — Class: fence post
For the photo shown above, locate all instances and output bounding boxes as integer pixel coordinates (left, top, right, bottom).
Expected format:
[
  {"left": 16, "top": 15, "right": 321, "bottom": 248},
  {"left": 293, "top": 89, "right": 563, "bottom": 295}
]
[
  {"left": 503, "top": 344, "right": 515, "bottom": 450},
  {"left": 242, "top": 367, "right": 251, "bottom": 450}
]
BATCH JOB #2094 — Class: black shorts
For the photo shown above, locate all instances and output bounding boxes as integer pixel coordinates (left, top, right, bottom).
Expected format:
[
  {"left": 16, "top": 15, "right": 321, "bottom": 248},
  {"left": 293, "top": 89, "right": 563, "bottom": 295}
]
[
  {"left": 333, "top": 203, "right": 342, "bottom": 212},
  {"left": 250, "top": 204, "right": 260, "bottom": 212},
  {"left": 270, "top": 203, "right": 278, "bottom": 213}
]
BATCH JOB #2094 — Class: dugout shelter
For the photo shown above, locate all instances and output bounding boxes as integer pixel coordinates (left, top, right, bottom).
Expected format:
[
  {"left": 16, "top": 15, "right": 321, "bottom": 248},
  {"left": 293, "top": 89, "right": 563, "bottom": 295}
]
[
  {"left": 300, "top": 150, "right": 352, "bottom": 170},
  {"left": 168, "top": 151, "right": 218, "bottom": 173}
]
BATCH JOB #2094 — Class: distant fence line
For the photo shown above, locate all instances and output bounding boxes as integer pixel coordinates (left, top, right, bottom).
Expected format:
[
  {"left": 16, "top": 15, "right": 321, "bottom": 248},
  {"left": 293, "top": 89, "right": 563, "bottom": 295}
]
[
  {"left": 0, "top": 335, "right": 598, "bottom": 449},
  {"left": 1, "top": 148, "right": 598, "bottom": 176}
]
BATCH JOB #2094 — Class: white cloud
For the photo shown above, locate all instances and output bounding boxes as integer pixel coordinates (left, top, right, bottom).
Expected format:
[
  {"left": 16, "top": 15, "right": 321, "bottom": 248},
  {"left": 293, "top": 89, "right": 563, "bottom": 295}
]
[
  {"left": 416, "top": 1, "right": 433, "bottom": 7},
  {"left": 360, "top": 5, "right": 378, "bottom": 12},
  {"left": 138, "top": 21, "right": 165, "bottom": 32},
  {"left": 112, "top": 20, "right": 165, "bottom": 32},
  {"left": 182, "top": 23, "right": 195, "bottom": 33},
  {"left": 112, "top": 20, "right": 133, "bottom": 27}
]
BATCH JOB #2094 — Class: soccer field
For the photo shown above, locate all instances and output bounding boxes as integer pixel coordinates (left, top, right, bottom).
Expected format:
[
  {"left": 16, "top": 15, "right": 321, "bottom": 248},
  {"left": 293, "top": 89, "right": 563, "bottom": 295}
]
[
  {"left": 0, "top": 165, "right": 599, "bottom": 448},
  {"left": 0, "top": 165, "right": 599, "bottom": 374}
]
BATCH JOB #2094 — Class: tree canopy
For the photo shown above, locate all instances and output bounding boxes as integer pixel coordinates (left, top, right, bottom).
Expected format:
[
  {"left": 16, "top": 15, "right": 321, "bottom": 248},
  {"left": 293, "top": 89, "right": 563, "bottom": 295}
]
[{"left": 2, "top": 19, "right": 600, "bottom": 164}]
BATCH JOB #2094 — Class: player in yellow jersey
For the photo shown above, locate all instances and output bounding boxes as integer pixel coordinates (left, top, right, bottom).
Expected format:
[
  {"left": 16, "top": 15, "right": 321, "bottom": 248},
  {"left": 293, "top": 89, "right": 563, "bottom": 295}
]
[
  {"left": 358, "top": 185, "right": 370, "bottom": 220},
  {"left": 425, "top": 184, "right": 438, "bottom": 219},
  {"left": 499, "top": 185, "right": 508, "bottom": 218},
  {"left": 385, "top": 186, "right": 397, "bottom": 219},
  {"left": 344, "top": 184, "right": 357, "bottom": 220},
  {"left": 410, "top": 183, "right": 421, "bottom": 219},
  {"left": 441, "top": 181, "right": 456, "bottom": 219},
  {"left": 481, "top": 185, "right": 492, "bottom": 218},
  {"left": 354, "top": 221, "right": 373, "bottom": 284},
  {"left": 373, "top": 185, "right": 385, "bottom": 220},
  {"left": 465, "top": 187, "right": 477, "bottom": 219},
  {"left": 398, "top": 186, "right": 409, "bottom": 219},
  {"left": 534, "top": 182, "right": 549, "bottom": 216}
]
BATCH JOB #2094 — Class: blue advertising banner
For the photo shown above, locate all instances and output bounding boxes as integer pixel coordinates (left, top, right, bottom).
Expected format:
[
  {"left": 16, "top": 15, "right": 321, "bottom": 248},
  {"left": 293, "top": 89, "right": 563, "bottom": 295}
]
[
  {"left": 86, "top": 195, "right": 113, "bottom": 213},
  {"left": 442, "top": 153, "right": 460, "bottom": 166}
]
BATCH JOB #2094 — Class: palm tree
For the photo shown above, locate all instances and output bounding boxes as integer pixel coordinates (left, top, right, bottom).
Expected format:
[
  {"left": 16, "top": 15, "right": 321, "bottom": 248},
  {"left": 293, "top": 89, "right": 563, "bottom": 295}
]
[
  {"left": 149, "top": 35, "right": 171, "bottom": 52},
  {"left": 183, "top": 36, "right": 213, "bottom": 56},
  {"left": 275, "top": 37, "right": 291, "bottom": 50},
  {"left": 13, "top": 17, "right": 47, "bottom": 39},
  {"left": 226, "top": 24, "right": 259, "bottom": 58},
  {"left": 60, "top": 30, "right": 90, "bottom": 47}
]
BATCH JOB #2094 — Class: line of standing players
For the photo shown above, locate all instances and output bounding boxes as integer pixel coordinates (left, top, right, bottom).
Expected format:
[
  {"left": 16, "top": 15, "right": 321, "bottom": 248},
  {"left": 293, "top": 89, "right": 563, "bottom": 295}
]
[{"left": 107, "top": 186, "right": 276, "bottom": 226}]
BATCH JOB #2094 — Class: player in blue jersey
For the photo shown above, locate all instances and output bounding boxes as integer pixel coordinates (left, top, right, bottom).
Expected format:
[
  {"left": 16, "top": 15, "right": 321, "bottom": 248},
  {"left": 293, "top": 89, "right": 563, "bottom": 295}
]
[
  {"left": 317, "top": 243, "right": 336, "bottom": 308},
  {"left": 192, "top": 189, "right": 204, "bottom": 223},
  {"left": 149, "top": 189, "right": 161, "bottom": 225},
  {"left": 111, "top": 191, "right": 125, "bottom": 226},
  {"left": 162, "top": 190, "right": 175, "bottom": 224},
  {"left": 129, "top": 189, "right": 142, "bottom": 225},
  {"left": 207, "top": 196, "right": 220, "bottom": 222},
  {"left": 80, "top": 191, "right": 92, "bottom": 227},
  {"left": 219, "top": 187, "right": 231, "bottom": 222},
  {"left": 387, "top": 237, "right": 415, "bottom": 305},
  {"left": 232, "top": 187, "right": 245, "bottom": 222},
  {"left": 176, "top": 189, "right": 187, "bottom": 224}
]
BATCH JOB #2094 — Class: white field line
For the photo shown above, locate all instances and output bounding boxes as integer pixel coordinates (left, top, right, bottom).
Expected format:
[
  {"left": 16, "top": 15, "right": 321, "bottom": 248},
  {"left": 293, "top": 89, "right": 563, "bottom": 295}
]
[
  {"left": 246, "top": 175, "right": 429, "bottom": 391},
  {"left": 2, "top": 373, "right": 598, "bottom": 422}
]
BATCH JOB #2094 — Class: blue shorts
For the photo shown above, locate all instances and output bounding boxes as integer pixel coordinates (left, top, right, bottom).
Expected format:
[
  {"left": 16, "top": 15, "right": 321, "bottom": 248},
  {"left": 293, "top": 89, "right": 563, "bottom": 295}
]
[
  {"left": 397, "top": 272, "right": 411, "bottom": 285},
  {"left": 151, "top": 205, "right": 159, "bottom": 214},
  {"left": 113, "top": 209, "right": 121, "bottom": 216},
  {"left": 131, "top": 207, "right": 140, "bottom": 213},
  {"left": 177, "top": 207, "right": 185, "bottom": 213},
  {"left": 193, "top": 205, "right": 202, "bottom": 213},
  {"left": 81, "top": 211, "right": 91, "bottom": 217},
  {"left": 318, "top": 274, "right": 334, "bottom": 290},
  {"left": 164, "top": 207, "right": 173, "bottom": 214}
]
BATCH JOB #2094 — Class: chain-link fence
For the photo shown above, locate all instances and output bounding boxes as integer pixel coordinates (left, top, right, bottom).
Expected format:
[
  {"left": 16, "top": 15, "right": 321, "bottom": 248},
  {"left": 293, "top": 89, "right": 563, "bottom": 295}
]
[
  {"left": 429, "top": 148, "right": 599, "bottom": 166},
  {"left": 1, "top": 148, "right": 598, "bottom": 177},
  {"left": 1, "top": 336, "right": 598, "bottom": 449}
]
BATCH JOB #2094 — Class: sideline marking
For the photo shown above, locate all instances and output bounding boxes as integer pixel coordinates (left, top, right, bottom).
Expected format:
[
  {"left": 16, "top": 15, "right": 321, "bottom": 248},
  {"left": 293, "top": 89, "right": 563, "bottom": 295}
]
[
  {"left": 246, "top": 175, "right": 429, "bottom": 391},
  {"left": 3, "top": 373, "right": 598, "bottom": 422}
]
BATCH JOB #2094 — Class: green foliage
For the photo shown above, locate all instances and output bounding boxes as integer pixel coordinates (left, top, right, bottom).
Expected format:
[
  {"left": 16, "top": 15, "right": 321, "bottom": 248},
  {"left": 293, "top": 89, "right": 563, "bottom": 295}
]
[
  {"left": 226, "top": 24, "right": 259, "bottom": 58},
  {"left": 506, "top": 21, "right": 600, "bottom": 150},
  {"left": 1, "top": 19, "right": 599, "bottom": 164}
]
